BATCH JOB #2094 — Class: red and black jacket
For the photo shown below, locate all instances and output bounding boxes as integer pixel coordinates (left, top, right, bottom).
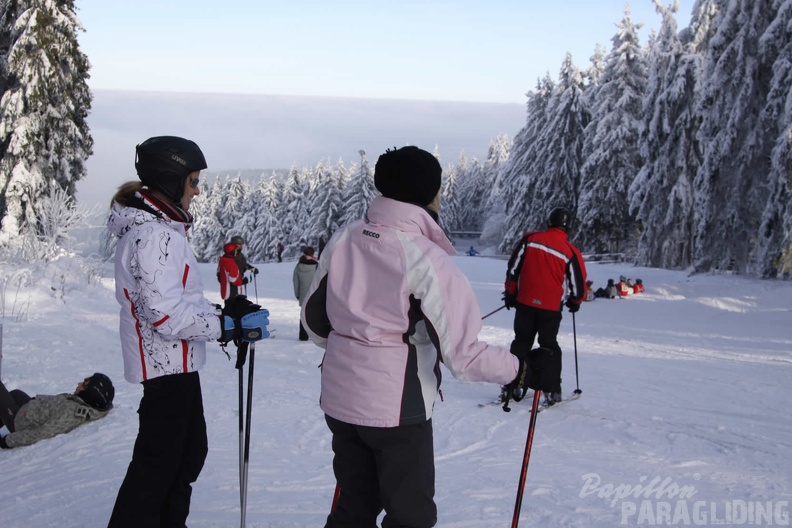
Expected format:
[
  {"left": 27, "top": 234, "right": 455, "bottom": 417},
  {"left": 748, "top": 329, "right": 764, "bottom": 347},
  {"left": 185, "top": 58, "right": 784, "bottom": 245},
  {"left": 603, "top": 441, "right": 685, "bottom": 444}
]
[{"left": 504, "top": 227, "right": 587, "bottom": 311}]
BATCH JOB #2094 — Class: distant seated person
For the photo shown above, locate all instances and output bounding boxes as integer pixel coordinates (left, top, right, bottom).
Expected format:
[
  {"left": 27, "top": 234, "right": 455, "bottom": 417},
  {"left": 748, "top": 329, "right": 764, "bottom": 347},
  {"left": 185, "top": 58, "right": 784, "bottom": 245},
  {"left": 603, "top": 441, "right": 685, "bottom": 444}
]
[
  {"left": 595, "top": 279, "right": 618, "bottom": 299},
  {"left": 468, "top": 245, "right": 480, "bottom": 256},
  {"left": 633, "top": 278, "right": 645, "bottom": 294},
  {"left": 0, "top": 373, "right": 114, "bottom": 449},
  {"left": 616, "top": 275, "right": 631, "bottom": 297},
  {"left": 584, "top": 279, "right": 595, "bottom": 301}
]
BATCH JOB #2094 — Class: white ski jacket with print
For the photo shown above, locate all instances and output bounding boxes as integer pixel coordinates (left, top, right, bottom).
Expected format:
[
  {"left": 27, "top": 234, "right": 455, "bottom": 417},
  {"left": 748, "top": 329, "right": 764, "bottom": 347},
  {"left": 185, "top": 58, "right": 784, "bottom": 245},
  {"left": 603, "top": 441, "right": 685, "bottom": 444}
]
[{"left": 107, "top": 193, "right": 222, "bottom": 384}]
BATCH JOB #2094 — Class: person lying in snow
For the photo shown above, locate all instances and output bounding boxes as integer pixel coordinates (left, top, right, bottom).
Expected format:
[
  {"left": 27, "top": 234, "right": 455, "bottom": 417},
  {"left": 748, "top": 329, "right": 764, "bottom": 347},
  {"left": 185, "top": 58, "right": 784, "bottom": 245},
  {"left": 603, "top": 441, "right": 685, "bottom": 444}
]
[{"left": 0, "top": 373, "right": 114, "bottom": 449}]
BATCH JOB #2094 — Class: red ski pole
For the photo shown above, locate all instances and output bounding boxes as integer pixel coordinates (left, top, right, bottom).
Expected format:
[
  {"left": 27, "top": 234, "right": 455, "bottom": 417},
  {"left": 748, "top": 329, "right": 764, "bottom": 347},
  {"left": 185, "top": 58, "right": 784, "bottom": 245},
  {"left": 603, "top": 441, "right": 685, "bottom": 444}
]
[
  {"left": 511, "top": 389, "right": 542, "bottom": 528},
  {"left": 330, "top": 484, "right": 340, "bottom": 512}
]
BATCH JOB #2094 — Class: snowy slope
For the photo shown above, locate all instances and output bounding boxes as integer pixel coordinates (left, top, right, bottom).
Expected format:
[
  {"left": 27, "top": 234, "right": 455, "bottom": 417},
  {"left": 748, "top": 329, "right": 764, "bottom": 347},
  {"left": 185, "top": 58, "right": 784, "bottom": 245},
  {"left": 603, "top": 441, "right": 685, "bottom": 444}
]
[{"left": 0, "top": 257, "right": 790, "bottom": 527}]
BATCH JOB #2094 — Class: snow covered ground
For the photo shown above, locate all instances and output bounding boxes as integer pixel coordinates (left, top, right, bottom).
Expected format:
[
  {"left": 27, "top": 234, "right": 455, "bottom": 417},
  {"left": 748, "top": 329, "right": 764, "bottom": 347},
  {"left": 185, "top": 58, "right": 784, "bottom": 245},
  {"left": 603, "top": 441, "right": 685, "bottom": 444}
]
[{"left": 1, "top": 255, "right": 790, "bottom": 527}]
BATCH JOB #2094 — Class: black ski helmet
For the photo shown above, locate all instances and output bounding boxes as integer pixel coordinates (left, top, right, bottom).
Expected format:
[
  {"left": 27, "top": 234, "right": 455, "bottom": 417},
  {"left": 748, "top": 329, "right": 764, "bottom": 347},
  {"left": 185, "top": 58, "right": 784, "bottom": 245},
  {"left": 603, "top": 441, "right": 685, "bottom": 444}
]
[
  {"left": 230, "top": 236, "right": 244, "bottom": 245},
  {"left": 135, "top": 136, "right": 207, "bottom": 202},
  {"left": 547, "top": 207, "right": 572, "bottom": 231},
  {"left": 78, "top": 373, "right": 115, "bottom": 411}
]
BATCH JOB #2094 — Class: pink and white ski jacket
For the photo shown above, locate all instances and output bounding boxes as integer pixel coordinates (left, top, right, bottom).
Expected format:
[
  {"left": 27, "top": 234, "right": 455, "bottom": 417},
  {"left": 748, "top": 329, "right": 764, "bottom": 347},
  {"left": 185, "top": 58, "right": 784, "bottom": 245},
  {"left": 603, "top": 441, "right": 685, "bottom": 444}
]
[
  {"left": 108, "top": 192, "right": 222, "bottom": 384},
  {"left": 301, "top": 197, "right": 519, "bottom": 428}
]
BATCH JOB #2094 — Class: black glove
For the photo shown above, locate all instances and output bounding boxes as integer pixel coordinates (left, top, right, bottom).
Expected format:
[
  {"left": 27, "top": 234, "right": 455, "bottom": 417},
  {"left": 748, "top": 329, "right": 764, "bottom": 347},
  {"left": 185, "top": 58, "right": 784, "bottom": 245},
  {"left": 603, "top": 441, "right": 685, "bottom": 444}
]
[
  {"left": 502, "top": 291, "right": 517, "bottom": 310},
  {"left": 0, "top": 436, "right": 9, "bottom": 449},
  {"left": 510, "top": 347, "right": 561, "bottom": 394},
  {"left": 251, "top": 267, "right": 259, "bottom": 275},
  {"left": 565, "top": 299, "right": 580, "bottom": 313},
  {"left": 241, "top": 277, "right": 249, "bottom": 285},
  {"left": 223, "top": 295, "right": 261, "bottom": 319}
]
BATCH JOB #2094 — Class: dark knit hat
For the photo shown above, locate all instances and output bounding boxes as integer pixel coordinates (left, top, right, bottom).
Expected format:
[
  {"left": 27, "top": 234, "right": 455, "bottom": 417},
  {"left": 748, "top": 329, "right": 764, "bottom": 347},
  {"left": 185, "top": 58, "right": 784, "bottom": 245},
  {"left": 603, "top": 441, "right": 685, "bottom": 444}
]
[
  {"left": 374, "top": 146, "right": 442, "bottom": 206},
  {"left": 79, "top": 373, "right": 115, "bottom": 410}
]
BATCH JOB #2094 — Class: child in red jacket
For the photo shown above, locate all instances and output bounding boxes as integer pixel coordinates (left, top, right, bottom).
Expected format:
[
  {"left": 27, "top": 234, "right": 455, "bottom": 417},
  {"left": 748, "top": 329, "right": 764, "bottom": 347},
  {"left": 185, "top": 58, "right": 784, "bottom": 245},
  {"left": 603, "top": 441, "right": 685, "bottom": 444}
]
[{"left": 218, "top": 242, "right": 247, "bottom": 299}]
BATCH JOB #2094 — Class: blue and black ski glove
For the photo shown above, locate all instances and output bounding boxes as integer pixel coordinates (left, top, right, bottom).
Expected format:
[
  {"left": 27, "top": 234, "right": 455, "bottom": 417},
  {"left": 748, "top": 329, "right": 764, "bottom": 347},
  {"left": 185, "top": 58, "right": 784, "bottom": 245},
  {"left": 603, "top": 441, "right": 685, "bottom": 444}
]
[
  {"left": 220, "top": 295, "right": 269, "bottom": 344},
  {"left": 239, "top": 310, "right": 270, "bottom": 342}
]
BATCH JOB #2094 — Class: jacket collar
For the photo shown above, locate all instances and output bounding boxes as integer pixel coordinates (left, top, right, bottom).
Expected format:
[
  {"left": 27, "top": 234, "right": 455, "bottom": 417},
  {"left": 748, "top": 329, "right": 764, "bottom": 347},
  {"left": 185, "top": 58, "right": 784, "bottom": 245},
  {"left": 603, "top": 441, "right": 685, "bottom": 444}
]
[{"left": 366, "top": 196, "right": 456, "bottom": 255}]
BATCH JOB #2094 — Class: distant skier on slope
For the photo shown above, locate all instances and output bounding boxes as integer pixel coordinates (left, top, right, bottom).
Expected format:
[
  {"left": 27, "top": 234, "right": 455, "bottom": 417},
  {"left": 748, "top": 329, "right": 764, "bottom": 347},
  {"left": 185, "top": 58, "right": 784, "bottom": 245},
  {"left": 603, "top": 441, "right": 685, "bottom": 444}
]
[{"left": 502, "top": 207, "right": 587, "bottom": 406}]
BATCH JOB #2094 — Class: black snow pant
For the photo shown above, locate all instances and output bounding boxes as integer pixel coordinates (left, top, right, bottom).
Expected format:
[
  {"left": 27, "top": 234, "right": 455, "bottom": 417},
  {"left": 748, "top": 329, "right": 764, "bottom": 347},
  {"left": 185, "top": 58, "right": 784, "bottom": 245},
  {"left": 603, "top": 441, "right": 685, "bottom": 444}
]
[
  {"left": 510, "top": 304, "right": 563, "bottom": 392},
  {"left": 108, "top": 371, "right": 208, "bottom": 528},
  {"left": 0, "top": 381, "right": 31, "bottom": 432},
  {"left": 324, "top": 415, "right": 437, "bottom": 528}
]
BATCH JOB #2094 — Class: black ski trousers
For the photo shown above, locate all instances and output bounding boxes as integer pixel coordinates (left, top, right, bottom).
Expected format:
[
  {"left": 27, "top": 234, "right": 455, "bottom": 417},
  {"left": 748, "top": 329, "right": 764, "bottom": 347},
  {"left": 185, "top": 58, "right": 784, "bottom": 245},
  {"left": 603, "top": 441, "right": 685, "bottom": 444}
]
[
  {"left": 324, "top": 415, "right": 437, "bottom": 528},
  {"left": 511, "top": 304, "right": 563, "bottom": 391},
  {"left": 0, "top": 380, "right": 31, "bottom": 432},
  {"left": 510, "top": 303, "right": 563, "bottom": 357},
  {"left": 108, "top": 371, "right": 208, "bottom": 528}
]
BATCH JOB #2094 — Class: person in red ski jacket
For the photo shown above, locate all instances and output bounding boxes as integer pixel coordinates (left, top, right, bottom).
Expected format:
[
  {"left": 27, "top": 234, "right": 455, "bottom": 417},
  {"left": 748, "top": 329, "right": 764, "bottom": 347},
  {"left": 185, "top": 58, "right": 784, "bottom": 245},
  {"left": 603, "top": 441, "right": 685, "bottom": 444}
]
[
  {"left": 218, "top": 242, "right": 247, "bottom": 300},
  {"left": 616, "top": 275, "right": 631, "bottom": 297},
  {"left": 503, "top": 207, "right": 587, "bottom": 404},
  {"left": 584, "top": 280, "right": 595, "bottom": 301},
  {"left": 633, "top": 278, "right": 645, "bottom": 294}
]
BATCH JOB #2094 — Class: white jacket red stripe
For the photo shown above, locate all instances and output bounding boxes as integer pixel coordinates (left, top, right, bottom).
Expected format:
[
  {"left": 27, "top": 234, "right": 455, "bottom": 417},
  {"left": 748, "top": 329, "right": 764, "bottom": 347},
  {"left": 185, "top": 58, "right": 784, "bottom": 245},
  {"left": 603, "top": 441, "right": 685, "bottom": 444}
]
[
  {"left": 108, "top": 194, "right": 221, "bottom": 384},
  {"left": 301, "top": 197, "right": 518, "bottom": 428}
]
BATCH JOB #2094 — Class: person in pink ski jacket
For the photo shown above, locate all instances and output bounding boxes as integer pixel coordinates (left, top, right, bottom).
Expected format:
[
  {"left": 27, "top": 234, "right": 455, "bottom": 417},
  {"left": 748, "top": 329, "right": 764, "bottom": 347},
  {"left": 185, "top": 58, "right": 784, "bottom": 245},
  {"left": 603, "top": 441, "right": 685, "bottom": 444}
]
[{"left": 301, "top": 146, "right": 554, "bottom": 528}]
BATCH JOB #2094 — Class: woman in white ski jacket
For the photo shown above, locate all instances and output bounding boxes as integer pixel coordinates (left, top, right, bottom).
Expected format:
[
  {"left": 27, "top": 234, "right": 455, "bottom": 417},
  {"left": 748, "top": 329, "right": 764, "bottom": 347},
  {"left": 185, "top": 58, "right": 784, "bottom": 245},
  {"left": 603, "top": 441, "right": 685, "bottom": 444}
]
[
  {"left": 301, "top": 146, "right": 541, "bottom": 528},
  {"left": 107, "top": 136, "right": 222, "bottom": 528}
]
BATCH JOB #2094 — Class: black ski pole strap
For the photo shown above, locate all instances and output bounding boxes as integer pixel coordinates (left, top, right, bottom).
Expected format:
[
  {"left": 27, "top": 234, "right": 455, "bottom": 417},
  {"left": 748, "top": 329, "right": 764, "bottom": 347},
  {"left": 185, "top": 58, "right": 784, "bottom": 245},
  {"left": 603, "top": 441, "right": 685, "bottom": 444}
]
[
  {"left": 502, "top": 386, "right": 513, "bottom": 412},
  {"left": 235, "top": 341, "right": 249, "bottom": 370}
]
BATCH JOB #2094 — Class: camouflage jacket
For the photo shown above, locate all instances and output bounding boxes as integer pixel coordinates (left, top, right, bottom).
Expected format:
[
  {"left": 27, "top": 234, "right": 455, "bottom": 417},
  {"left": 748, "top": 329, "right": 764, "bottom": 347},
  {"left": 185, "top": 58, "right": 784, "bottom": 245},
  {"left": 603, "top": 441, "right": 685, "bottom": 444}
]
[{"left": 4, "top": 394, "right": 110, "bottom": 448}]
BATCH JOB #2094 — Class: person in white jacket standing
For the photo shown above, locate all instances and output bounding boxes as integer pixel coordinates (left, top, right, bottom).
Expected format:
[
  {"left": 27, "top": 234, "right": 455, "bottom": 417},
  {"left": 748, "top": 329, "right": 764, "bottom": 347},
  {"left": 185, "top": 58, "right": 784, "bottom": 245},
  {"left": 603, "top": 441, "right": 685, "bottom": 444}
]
[
  {"left": 301, "top": 146, "right": 556, "bottom": 528},
  {"left": 106, "top": 136, "right": 268, "bottom": 528}
]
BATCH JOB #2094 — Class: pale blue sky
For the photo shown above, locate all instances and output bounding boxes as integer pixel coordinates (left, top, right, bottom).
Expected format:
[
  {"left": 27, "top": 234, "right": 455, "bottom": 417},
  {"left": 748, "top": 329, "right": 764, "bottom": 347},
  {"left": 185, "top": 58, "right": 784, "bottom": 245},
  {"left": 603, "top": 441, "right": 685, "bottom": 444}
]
[{"left": 76, "top": 0, "right": 696, "bottom": 104}]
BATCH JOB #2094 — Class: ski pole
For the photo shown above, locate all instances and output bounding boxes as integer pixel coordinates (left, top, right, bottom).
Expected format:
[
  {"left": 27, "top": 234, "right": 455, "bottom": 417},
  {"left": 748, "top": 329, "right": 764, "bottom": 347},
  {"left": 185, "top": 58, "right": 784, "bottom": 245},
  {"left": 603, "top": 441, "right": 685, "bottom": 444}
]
[
  {"left": 238, "top": 353, "right": 244, "bottom": 510},
  {"left": 240, "top": 342, "right": 256, "bottom": 528},
  {"left": 482, "top": 304, "right": 507, "bottom": 320},
  {"left": 572, "top": 312, "right": 581, "bottom": 395},
  {"left": 511, "top": 389, "right": 542, "bottom": 528},
  {"left": 253, "top": 273, "right": 259, "bottom": 304}
]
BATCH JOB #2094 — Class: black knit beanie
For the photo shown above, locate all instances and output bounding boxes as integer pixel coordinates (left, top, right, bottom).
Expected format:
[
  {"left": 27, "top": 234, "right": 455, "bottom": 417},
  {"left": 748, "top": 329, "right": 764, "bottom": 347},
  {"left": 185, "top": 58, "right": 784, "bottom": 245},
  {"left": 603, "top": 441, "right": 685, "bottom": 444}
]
[{"left": 374, "top": 146, "right": 442, "bottom": 206}]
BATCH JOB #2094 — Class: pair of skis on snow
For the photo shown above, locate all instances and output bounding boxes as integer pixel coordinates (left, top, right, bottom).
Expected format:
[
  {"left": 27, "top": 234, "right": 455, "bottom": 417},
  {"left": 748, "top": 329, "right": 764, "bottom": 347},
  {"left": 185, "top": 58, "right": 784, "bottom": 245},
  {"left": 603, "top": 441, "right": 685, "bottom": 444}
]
[{"left": 479, "top": 390, "right": 581, "bottom": 411}]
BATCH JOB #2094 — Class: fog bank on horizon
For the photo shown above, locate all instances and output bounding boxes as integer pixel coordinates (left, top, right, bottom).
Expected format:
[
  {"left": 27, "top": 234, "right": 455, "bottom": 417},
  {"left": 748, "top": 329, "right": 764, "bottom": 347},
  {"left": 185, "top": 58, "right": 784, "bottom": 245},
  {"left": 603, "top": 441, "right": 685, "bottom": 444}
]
[{"left": 78, "top": 89, "right": 524, "bottom": 207}]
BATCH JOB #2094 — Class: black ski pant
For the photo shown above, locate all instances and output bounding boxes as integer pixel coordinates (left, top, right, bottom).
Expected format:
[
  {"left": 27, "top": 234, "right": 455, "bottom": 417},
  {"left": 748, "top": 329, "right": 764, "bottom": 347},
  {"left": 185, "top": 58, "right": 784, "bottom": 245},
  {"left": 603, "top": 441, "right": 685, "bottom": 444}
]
[
  {"left": 510, "top": 304, "right": 563, "bottom": 391},
  {"left": 108, "top": 371, "right": 208, "bottom": 528},
  {"left": 0, "top": 381, "right": 31, "bottom": 432},
  {"left": 325, "top": 415, "right": 436, "bottom": 528}
]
